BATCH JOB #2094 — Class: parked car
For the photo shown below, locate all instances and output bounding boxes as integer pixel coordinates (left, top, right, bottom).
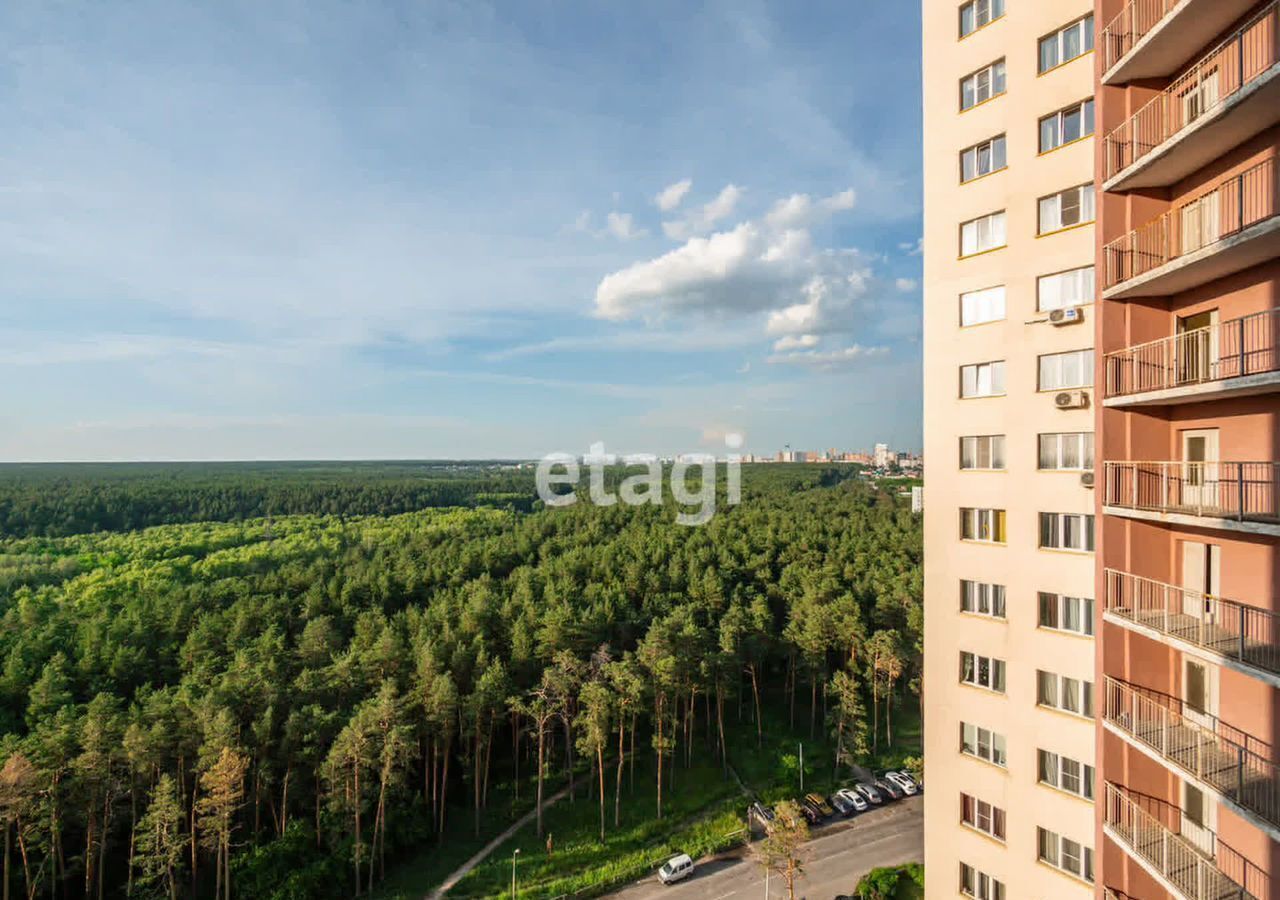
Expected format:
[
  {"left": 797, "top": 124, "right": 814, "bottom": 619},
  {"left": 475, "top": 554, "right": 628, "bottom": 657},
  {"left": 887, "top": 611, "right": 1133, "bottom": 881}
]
[
  {"left": 805, "top": 793, "right": 835, "bottom": 817},
  {"left": 658, "top": 854, "right": 695, "bottom": 885},
  {"left": 798, "top": 798, "right": 823, "bottom": 824},
  {"left": 834, "top": 787, "right": 869, "bottom": 813},
  {"left": 889, "top": 770, "right": 922, "bottom": 793},
  {"left": 873, "top": 777, "right": 904, "bottom": 801},
  {"left": 851, "top": 782, "right": 884, "bottom": 805},
  {"left": 828, "top": 791, "right": 856, "bottom": 817},
  {"left": 882, "top": 771, "right": 918, "bottom": 796},
  {"left": 750, "top": 801, "right": 776, "bottom": 826}
]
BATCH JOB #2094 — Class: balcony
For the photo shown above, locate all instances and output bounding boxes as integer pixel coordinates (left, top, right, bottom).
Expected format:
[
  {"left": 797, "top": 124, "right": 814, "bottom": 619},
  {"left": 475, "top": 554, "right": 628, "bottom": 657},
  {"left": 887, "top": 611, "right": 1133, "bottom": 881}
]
[
  {"left": 1103, "top": 159, "right": 1280, "bottom": 300},
  {"left": 1104, "top": 677, "right": 1280, "bottom": 837},
  {"left": 1103, "top": 1, "right": 1280, "bottom": 191},
  {"left": 1102, "top": 0, "right": 1262, "bottom": 84},
  {"left": 1105, "top": 569, "right": 1280, "bottom": 684},
  {"left": 1103, "top": 461, "right": 1280, "bottom": 535},
  {"left": 1104, "top": 783, "right": 1263, "bottom": 900},
  {"left": 1104, "top": 307, "right": 1280, "bottom": 406}
]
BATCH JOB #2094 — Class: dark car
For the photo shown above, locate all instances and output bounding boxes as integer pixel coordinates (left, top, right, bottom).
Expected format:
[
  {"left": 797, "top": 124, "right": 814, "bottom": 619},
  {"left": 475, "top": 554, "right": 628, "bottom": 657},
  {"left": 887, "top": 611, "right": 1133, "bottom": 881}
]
[
  {"left": 828, "top": 791, "right": 855, "bottom": 817},
  {"left": 799, "top": 798, "right": 823, "bottom": 824},
  {"left": 873, "top": 777, "right": 904, "bottom": 801}
]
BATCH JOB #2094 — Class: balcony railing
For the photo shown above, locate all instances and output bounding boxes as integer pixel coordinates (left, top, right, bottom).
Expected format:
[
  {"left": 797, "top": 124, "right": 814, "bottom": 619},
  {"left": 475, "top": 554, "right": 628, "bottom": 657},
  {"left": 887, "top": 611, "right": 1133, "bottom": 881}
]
[
  {"left": 1104, "top": 307, "right": 1280, "bottom": 397},
  {"left": 1102, "top": 0, "right": 1179, "bottom": 72},
  {"left": 1104, "top": 677, "right": 1280, "bottom": 831},
  {"left": 1103, "top": 158, "right": 1279, "bottom": 289},
  {"left": 1105, "top": 569, "right": 1280, "bottom": 677},
  {"left": 1103, "top": 461, "right": 1280, "bottom": 524},
  {"left": 1104, "top": 783, "right": 1262, "bottom": 900},
  {"left": 1104, "top": 1, "right": 1280, "bottom": 180}
]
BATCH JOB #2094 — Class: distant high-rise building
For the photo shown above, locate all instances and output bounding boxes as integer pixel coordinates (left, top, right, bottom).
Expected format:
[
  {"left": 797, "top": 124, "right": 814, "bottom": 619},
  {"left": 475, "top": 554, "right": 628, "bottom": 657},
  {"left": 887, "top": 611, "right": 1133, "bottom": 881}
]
[{"left": 874, "top": 443, "right": 891, "bottom": 467}]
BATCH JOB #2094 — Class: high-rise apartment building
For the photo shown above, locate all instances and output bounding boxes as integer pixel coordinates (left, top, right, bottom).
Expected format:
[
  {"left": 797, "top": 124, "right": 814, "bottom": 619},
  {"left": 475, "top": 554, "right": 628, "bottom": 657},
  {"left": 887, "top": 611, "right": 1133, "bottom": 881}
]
[
  {"left": 922, "top": 1, "right": 1100, "bottom": 896},
  {"left": 1095, "top": 1, "right": 1280, "bottom": 898}
]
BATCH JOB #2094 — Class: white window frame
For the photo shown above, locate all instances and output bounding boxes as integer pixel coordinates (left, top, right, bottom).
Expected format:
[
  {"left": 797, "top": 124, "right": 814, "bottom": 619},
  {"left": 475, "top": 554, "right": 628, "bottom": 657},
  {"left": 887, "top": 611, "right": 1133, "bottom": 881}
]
[
  {"left": 1038, "top": 749, "right": 1095, "bottom": 800},
  {"left": 961, "top": 580, "right": 1006, "bottom": 618},
  {"left": 961, "top": 793, "right": 1006, "bottom": 841},
  {"left": 1038, "top": 15, "right": 1094, "bottom": 73},
  {"left": 1038, "top": 592, "right": 1095, "bottom": 636},
  {"left": 959, "top": 0, "right": 1005, "bottom": 38},
  {"left": 1038, "top": 349, "right": 1094, "bottom": 391},
  {"left": 961, "top": 651, "right": 1007, "bottom": 693},
  {"left": 1037, "top": 670, "right": 1094, "bottom": 718},
  {"left": 1039, "top": 183, "right": 1095, "bottom": 234},
  {"left": 960, "top": 862, "right": 1006, "bottom": 900},
  {"left": 1038, "top": 827, "right": 1095, "bottom": 883},
  {"left": 1039, "top": 512, "right": 1096, "bottom": 552},
  {"left": 961, "top": 722, "right": 1007, "bottom": 767},
  {"left": 1038, "top": 432, "right": 1094, "bottom": 471},
  {"left": 961, "top": 211, "right": 1007, "bottom": 256},
  {"left": 960, "top": 507, "right": 1006, "bottom": 544},
  {"left": 960, "top": 60, "right": 1007, "bottom": 111},
  {"left": 1037, "top": 266, "right": 1095, "bottom": 311},
  {"left": 960, "top": 286, "right": 1006, "bottom": 326},
  {"left": 1039, "top": 99, "right": 1095, "bottom": 153},
  {"left": 960, "top": 135, "right": 1007, "bottom": 183},
  {"left": 960, "top": 434, "right": 1006, "bottom": 470},
  {"left": 960, "top": 360, "right": 1006, "bottom": 398}
]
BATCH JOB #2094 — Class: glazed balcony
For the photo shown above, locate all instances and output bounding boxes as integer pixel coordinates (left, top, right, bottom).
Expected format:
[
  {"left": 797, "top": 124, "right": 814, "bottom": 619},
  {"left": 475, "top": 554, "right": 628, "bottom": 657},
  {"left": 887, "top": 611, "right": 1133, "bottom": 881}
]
[
  {"left": 1103, "top": 1, "right": 1280, "bottom": 191},
  {"left": 1104, "top": 569, "right": 1280, "bottom": 683},
  {"left": 1102, "top": 0, "right": 1261, "bottom": 84},
  {"left": 1103, "top": 307, "right": 1280, "bottom": 407},
  {"left": 1102, "top": 158, "right": 1280, "bottom": 300},
  {"left": 1103, "top": 461, "right": 1280, "bottom": 535},
  {"left": 1103, "top": 677, "right": 1280, "bottom": 837},
  {"left": 1104, "top": 783, "right": 1263, "bottom": 900}
]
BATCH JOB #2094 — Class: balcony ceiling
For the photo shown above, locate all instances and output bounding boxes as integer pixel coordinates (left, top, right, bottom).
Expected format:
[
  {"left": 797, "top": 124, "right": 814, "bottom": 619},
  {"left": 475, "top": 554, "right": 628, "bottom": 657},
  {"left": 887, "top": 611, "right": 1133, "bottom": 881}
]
[{"left": 1103, "top": 0, "right": 1261, "bottom": 84}]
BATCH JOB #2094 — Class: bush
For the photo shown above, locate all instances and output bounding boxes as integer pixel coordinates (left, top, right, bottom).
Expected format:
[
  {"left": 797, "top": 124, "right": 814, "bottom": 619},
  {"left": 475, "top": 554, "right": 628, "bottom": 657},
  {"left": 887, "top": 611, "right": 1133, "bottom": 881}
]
[{"left": 855, "top": 863, "right": 923, "bottom": 900}]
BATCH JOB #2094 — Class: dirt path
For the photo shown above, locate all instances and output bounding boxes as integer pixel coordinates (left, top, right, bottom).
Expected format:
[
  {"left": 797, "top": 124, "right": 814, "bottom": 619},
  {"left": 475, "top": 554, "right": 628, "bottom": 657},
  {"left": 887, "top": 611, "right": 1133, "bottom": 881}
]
[{"left": 426, "top": 785, "right": 572, "bottom": 899}]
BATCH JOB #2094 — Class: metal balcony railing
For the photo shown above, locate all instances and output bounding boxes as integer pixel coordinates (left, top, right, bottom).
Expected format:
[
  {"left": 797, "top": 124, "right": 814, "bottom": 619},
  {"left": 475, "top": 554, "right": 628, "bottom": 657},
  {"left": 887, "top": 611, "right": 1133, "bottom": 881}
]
[
  {"left": 1104, "top": 677, "right": 1280, "bottom": 831},
  {"left": 1103, "top": 461, "right": 1280, "bottom": 523},
  {"left": 1101, "top": 0, "right": 1179, "bottom": 72},
  {"left": 1103, "top": 158, "right": 1279, "bottom": 289},
  {"left": 1104, "top": 307, "right": 1280, "bottom": 397},
  {"left": 1104, "top": 783, "right": 1262, "bottom": 900},
  {"left": 1105, "top": 569, "right": 1280, "bottom": 676},
  {"left": 1104, "top": 1, "right": 1280, "bottom": 180}
]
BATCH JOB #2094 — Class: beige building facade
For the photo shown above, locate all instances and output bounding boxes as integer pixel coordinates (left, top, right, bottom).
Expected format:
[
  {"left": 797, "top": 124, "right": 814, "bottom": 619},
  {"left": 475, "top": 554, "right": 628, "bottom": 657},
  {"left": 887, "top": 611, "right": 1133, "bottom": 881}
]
[{"left": 923, "top": 0, "right": 1100, "bottom": 896}]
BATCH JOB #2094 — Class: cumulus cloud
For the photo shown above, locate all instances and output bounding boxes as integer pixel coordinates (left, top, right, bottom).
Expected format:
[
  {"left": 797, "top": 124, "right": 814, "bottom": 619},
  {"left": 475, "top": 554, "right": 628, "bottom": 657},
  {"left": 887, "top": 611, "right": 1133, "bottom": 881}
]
[
  {"left": 605, "top": 211, "right": 647, "bottom": 240},
  {"left": 662, "top": 184, "right": 742, "bottom": 240},
  {"left": 764, "top": 188, "right": 856, "bottom": 229},
  {"left": 898, "top": 237, "right": 924, "bottom": 256},
  {"left": 766, "top": 343, "right": 889, "bottom": 371},
  {"left": 654, "top": 179, "right": 693, "bottom": 212},
  {"left": 771, "top": 334, "right": 819, "bottom": 351},
  {"left": 895, "top": 277, "right": 918, "bottom": 292}
]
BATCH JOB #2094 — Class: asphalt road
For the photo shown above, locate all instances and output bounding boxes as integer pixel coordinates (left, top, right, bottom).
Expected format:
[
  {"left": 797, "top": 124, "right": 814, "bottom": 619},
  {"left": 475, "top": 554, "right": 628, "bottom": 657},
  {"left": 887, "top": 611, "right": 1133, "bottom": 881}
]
[{"left": 603, "top": 795, "right": 923, "bottom": 900}]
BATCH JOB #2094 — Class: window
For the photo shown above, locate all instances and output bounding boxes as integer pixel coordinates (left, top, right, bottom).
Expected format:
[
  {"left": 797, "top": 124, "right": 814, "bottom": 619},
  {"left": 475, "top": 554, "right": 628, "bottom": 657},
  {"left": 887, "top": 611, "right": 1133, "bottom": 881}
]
[
  {"left": 960, "top": 60, "right": 1007, "bottom": 110},
  {"left": 1039, "top": 184, "right": 1095, "bottom": 234},
  {"left": 1040, "top": 99, "right": 1095, "bottom": 153},
  {"left": 1038, "top": 266, "right": 1095, "bottom": 311},
  {"left": 1037, "top": 670, "right": 1094, "bottom": 718},
  {"left": 961, "top": 793, "right": 1006, "bottom": 840},
  {"left": 1038, "top": 749, "right": 1095, "bottom": 800},
  {"left": 961, "top": 211, "right": 1006, "bottom": 255},
  {"left": 960, "top": 508, "right": 1007, "bottom": 543},
  {"left": 1038, "top": 15, "right": 1094, "bottom": 73},
  {"left": 1038, "top": 827, "right": 1095, "bottom": 882},
  {"left": 960, "top": 435, "right": 1005, "bottom": 470},
  {"left": 960, "top": 722, "right": 1007, "bottom": 767},
  {"left": 1039, "top": 592, "right": 1095, "bottom": 636},
  {"left": 961, "top": 652, "right": 1006, "bottom": 693},
  {"left": 1039, "top": 512, "right": 1095, "bottom": 552},
  {"left": 1038, "top": 349, "right": 1093, "bottom": 390},
  {"left": 960, "top": 361, "right": 1006, "bottom": 397},
  {"left": 961, "top": 135, "right": 1007, "bottom": 183},
  {"left": 959, "top": 0, "right": 1005, "bottom": 37},
  {"left": 961, "top": 580, "right": 1006, "bottom": 618},
  {"left": 1038, "top": 432, "right": 1094, "bottom": 471},
  {"left": 960, "top": 286, "right": 1006, "bottom": 326},
  {"left": 960, "top": 863, "right": 1005, "bottom": 900}
]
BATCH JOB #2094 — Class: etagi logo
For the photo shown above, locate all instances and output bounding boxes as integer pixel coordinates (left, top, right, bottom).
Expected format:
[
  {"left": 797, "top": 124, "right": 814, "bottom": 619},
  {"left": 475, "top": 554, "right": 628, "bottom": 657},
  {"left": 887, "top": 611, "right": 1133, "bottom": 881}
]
[{"left": 535, "top": 436, "right": 743, "bottom": 526}]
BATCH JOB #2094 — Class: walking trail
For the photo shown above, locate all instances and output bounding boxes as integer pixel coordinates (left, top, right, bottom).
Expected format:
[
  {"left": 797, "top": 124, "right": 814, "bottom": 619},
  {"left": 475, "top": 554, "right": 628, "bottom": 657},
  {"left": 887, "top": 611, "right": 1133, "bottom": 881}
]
[{"left": 426, "top": 785, "right": 572, "bottom": 899}]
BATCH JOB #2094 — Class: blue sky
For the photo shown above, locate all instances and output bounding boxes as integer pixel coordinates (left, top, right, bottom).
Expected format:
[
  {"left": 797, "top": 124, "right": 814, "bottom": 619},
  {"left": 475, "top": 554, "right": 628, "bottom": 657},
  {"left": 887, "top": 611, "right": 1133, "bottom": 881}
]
[{"left": 0, "top": 0, "right": 923, "bottom": 461}]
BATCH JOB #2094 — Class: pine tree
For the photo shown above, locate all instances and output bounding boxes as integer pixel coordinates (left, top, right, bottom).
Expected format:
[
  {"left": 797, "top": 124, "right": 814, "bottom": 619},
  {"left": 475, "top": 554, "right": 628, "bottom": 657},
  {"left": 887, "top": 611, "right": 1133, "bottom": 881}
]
[
  {"left": 134, "top": 774, "right": 184, "bottom": 900},
  {"left": 196, "top": 748, "right": 249, "bottom": 900}
]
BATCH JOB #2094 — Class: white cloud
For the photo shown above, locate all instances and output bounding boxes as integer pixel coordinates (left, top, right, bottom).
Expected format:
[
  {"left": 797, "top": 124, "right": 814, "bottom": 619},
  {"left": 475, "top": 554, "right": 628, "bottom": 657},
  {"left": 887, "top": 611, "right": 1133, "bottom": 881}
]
[
  {"left": 771, "top": 334, "right": 819, "bottom": 352},
  {"left": 766, "top": 344, "right": 889, "bottom": 371},
  {"left": 897, "top": 237, "right": 924, "bottom": 256},
  {"left": 764, "top": 188, "right": 855, "bottom": 229},
  {"left": 654, "top": 179, "right": 693, "bottom": 212},
  {"left": 894, "top": 277, "right": 918, "bottom": 292},
  {"left": 605, "top": 211, "right": 647, "bottom": 240},
  {"left": 662, "top": 184, "right": 742, "bottom": 240}
]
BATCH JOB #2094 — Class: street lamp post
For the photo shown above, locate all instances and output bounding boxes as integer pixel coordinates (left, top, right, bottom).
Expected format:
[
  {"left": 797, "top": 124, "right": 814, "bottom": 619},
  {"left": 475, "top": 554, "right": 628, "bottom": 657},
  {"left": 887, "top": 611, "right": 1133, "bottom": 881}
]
[{"left": 511, "top": 848, "right": 521, "bottom": 899}]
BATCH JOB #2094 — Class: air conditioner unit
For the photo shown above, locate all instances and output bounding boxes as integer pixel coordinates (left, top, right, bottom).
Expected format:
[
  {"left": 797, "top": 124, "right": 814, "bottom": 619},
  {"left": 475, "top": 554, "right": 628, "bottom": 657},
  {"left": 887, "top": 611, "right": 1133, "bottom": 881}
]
[
  {"left": 1080, "top": 471, "right": 1095, "bottom": 488},
  {"left": 1049, "top": 307, "right": 1084, "bottom": 326},
  {"left": 1055, "top": 390, "right": 1090, "bottom": 409}
]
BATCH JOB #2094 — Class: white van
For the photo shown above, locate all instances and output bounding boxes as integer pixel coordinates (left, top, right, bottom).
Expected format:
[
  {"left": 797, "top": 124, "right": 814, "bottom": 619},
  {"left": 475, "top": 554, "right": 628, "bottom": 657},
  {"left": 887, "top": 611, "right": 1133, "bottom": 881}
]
[{"left": 658, "top": 854, "right": 695, "bottom": 885}]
